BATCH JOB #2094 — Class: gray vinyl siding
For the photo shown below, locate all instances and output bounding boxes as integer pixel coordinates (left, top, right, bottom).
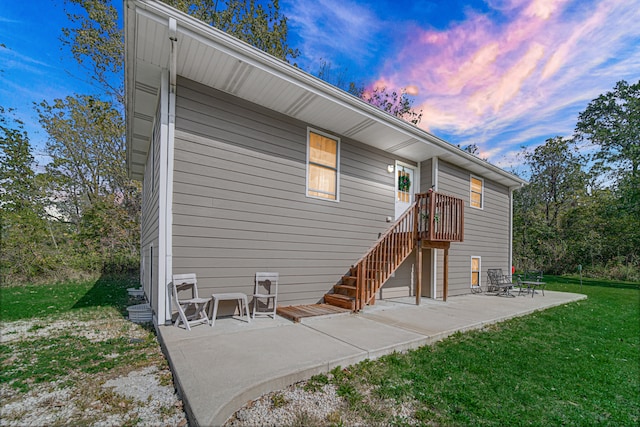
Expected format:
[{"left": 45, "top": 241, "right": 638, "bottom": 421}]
[
  {"left": 420, "top": 158, "right": 434, "bottom": 191},
  {"left": 140, "top": 106, "right": 161, "bottom": 313},
  {"left": 171, "top": 77, "right": 406, "bottom": 305},
  {"left": 436, "top": 160, "right": 511, "bottom": 296},
  {"left": 379, "top": 251, "right": 414, "bottom": 298}
]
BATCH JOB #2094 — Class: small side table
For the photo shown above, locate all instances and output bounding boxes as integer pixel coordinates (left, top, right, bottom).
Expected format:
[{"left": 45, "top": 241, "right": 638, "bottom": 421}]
[{"left": 210, "top": 293, "right": 251, "bottom": 326}]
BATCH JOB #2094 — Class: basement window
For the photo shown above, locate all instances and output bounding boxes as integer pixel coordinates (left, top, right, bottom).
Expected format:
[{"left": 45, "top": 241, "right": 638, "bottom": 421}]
[
  {"left": 307, "top": 129, "right": 339, "bottom": 201},
  {"left": 471, "top": 256, "right": 481, "bottom": 288}
]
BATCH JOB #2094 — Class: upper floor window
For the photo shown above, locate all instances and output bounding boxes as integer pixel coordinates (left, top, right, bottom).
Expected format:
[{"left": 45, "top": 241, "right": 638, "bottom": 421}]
[
  {"left": 470, "top": 175, "right": 483, "bottom": 209},
  {"left": 307, "top": 129, "right": 339, "bottom": 201}
]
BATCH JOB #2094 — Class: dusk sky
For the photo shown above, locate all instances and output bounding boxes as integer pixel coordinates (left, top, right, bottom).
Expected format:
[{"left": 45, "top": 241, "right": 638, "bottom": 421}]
[{"left": 2, "top": 0, "right": 639, "bottom": 172}]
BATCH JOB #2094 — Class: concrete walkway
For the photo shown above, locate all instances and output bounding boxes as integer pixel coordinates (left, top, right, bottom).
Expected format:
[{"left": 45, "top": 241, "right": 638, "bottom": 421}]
[{"left": 158, "top": 291, "right": 586, "bottom": 426}]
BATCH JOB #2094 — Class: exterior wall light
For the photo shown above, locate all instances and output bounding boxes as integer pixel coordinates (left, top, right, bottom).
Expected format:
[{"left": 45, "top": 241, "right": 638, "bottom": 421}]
[{"left": 387, "top": 164, "right": 395, "bottom": 173}]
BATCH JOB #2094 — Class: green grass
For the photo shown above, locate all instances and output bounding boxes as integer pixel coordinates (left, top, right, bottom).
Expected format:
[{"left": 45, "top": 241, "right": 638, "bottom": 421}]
[
  {"left": 0, "top": 275, "right": 134, "bottom": 322},
  {"left": 0, "top": 275, "right": 163, "bottom": 394},
  {"left": 321, "top": 276, "right": 640, "bottom": 426},
  {"left": 1, "top": 332, "right": 159, "bottom": 392}
]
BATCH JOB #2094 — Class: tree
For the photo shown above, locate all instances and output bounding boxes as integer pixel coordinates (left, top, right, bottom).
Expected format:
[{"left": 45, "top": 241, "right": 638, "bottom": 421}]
[
  {"left": 162, "top": 0, "right": 299, "bottom": 62},
  {"left": 35, "top": 95, "right": 139, "bottom": 273},
  {"left": 61, "top": 0, "right": 124, "bottom": 103},
  {"left": 513, "top": 137, "right": 589, "bottom": 273},
  {"left": 523, "top": 137, "right": 587, "bottom": 228},
  {"left": 53, "top": 1, "right": 141, "bottom": 275},
  {"left": 36, "top": 96, "right": 126, "bottom": 222},
  {"left": 315, "top": 60, "right": 352, "bottom": 92},
  {"left": 0, "top": 109, "right": 60, "bottom": 282},
  {"left": 575, "top": 79, "right": 640, "bottom": 180},
  {"left": 356, "top": 85, "right": 423, "bottom": 125},
  {"left": 312, "top": 60, "right": 424, "bottom": 125},
  {"left": 0, "top": 108, "right": 37, "bottom": 212},
  {"left": 574, "top": 80, "right": 640, "bottom": 276},
  {"left": 461, "top": 144, "right": 480, "bottom": 155}
]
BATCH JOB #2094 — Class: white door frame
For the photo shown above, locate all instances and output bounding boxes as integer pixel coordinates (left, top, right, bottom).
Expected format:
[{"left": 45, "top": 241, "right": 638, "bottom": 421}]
[{"left": 394, "top": 160, "right": 419, "bottom": 220}]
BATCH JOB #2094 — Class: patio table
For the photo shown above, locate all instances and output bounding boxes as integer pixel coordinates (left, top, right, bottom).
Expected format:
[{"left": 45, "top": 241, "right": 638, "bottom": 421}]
[
  {"left": 209, "top": 293, "right": 251, "bottom": 327},
  {"left": 520, "top": 281, "right": 546, "bottom": 297}
]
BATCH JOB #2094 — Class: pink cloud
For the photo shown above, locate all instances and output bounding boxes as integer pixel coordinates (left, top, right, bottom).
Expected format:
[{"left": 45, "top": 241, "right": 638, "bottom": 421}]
[
  {"left": 375, "top": 0, "right": 633, "bottom": 151},
  {"left": 524, "top": 0, "right": 569, "bottom": 19}
]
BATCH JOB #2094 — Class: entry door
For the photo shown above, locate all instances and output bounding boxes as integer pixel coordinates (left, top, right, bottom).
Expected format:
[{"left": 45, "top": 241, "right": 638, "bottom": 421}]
[{"left": 395, "top": 163, "right": 415, "bottom": 219}]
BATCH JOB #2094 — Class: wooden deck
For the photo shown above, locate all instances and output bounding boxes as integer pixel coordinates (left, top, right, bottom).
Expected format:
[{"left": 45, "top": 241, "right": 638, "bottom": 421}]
[{"left": 276, "top": 304, "right": 351, "bottom": 322}]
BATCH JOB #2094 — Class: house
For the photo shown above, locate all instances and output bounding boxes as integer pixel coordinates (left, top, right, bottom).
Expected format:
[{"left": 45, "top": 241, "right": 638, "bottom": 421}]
[{"left": 125, "top": 0, "right": 527, "bottom": 326}]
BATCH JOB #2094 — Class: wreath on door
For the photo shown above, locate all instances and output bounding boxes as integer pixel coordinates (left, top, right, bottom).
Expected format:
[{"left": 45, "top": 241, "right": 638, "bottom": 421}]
[{"left": 398, "top": 174, "right": 411, "bottom": 192}]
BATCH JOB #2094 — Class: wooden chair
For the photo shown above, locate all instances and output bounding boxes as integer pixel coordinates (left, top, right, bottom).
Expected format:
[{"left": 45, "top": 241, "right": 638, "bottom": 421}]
[
  {"left": 171, "top": 273, "right": 211, "bottom": 330},
  {"left": 252, "top": 272, "right": 279, "bottom": 319}
]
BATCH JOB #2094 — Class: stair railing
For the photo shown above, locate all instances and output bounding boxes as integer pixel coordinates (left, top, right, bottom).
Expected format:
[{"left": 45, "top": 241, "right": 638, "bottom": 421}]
[
  {"left": 354, "top": 202, "right": 418, "bottom": 310},
  {"left": 353, "top": 191, "right": 464, "bottom": 311}
]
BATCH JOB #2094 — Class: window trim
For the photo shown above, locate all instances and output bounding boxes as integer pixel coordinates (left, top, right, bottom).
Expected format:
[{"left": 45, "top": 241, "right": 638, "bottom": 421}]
[
  {"left": 470, "top": 175, "right": 484, "bottom": 210},
  {"left": 306, "top": 128, "right": 340, "bottom": 202},
  {"left": 471, "top": 256, "right": 481, "bottom": 288}
]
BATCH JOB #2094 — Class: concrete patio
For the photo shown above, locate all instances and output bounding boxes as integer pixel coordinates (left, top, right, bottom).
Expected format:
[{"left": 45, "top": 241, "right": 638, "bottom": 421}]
[{"left": 158, "top": 291, "right": 586, "bottom": 426}]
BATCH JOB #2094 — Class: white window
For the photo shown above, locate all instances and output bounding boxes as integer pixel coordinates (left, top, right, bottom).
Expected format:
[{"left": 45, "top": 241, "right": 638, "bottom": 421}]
[
  {"left": 471, "top": 256, "right": 481, "bottom": 288},
  {"left": 470, "top": 175, "right": 484, "bottom": 209},
  {"left": 307, "top": 129, "right": 339, "bottom": 201}
]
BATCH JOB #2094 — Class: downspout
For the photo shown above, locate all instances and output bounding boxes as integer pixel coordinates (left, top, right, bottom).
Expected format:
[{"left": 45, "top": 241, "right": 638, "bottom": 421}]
[
  {"left": 509, "top": 187, "right": 514, "bottom": 276},
  {"left": 157, "top": 72, "right": 168, "bottom": 326},
  {"left": 163, "top": 17, "right": 178, "bottom": 324},
  {"left": 431, "top": 157, "right": 439, "bottom": 299}
]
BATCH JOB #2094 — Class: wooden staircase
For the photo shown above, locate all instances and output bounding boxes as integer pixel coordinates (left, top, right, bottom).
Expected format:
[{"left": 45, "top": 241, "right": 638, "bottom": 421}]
[
  {"left": 323, "top": 270, "right": 359, "bottom": 310},
  {"left": 323, "top": 190, "right": 464, "bottom": 312}
]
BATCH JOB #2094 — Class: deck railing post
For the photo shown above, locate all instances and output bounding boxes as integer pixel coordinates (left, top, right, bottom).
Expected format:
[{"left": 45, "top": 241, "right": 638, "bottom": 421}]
[
  {"left": 413, "top": 202, "right": 419, "bottom": 244},
  {"left": 429, "top": 192, "right": 436, "bottom": 241},
  {"left": 357, "top": 263, "right": 364, "bottom": 311}
]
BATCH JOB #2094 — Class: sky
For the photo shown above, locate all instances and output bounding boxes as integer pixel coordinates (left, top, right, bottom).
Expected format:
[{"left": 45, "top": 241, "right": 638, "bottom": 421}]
[{"left": 2, "top": 0, "right": 639, "bottom": 172}]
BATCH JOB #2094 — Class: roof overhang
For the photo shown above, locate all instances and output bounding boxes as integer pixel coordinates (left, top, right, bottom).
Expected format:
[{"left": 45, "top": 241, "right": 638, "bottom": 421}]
[{"left": 125, "top": 0, "right": 527, "bottom": 188}]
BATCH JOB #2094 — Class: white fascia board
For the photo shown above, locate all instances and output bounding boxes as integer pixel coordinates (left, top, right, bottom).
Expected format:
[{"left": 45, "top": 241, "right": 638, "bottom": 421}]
[{"left": 124, "top": 0, "right": 138, "bottom": 178}]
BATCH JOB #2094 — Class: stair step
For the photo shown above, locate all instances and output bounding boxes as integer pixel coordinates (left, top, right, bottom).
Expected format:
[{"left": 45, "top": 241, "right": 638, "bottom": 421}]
[
  {"left": 333, "top": 284, "right": 357, "bottom": 297},
  {"left": 341, "top": 276, "right": 356, "bottom": 286},
  {"left": 324, "top": 293, "right": 355, "bottom": 310}
]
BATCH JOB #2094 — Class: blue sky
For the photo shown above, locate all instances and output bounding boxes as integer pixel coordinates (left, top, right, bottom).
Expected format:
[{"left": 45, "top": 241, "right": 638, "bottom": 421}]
[
  {"left": 2, "top": 0, "right": 639, "bottom": 171},
  {"left": 1, "top": 0, "right": 107, "bottom": 165}
]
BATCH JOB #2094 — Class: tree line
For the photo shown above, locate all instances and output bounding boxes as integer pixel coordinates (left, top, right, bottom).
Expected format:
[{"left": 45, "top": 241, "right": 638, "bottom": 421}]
[
  {"left": 1, "top": 0, "right": 638, "bottom": 285},
  {"left": 513, "top": 80, "right": 639, "bottom": 281}
]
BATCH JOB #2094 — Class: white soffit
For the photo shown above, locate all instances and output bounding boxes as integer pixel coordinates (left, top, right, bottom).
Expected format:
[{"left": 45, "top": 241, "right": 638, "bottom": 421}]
[{"left": 126, "top": 0, "right": 526, "bottom": 188}]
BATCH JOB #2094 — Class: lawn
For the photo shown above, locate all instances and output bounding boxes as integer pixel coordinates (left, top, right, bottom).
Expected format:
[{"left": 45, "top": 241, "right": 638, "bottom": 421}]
[
  {"left": 1, "top": 275, "right": 638, "bottom": 426},
  {"left": 0, "top": 276, "right": 187, "bottom": 425},
  {"left": 0, "top": 276, "right": 132, "bottom": 322},
  {"left": 302, "top": 276, "right": 639, "bottom": 426}
]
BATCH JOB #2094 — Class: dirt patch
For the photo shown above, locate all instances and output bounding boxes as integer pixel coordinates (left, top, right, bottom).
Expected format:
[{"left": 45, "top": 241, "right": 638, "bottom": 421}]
[{"left": 0, "top": 316, "right": 188, "bottom": 426}]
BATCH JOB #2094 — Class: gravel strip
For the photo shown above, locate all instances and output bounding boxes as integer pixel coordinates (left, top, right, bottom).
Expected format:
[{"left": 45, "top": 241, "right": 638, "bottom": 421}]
[
  {"left": 1, "top": 316, "right": 188, "bottom": 426},
  {"left": 225, "top": 383, "right": 345, "bottom": 426}
]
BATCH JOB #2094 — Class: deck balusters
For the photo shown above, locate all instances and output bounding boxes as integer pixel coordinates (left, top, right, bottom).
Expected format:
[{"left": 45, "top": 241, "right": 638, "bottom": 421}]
[{"left": 353, "top": 191, "right": 464, "bottom": 311}]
